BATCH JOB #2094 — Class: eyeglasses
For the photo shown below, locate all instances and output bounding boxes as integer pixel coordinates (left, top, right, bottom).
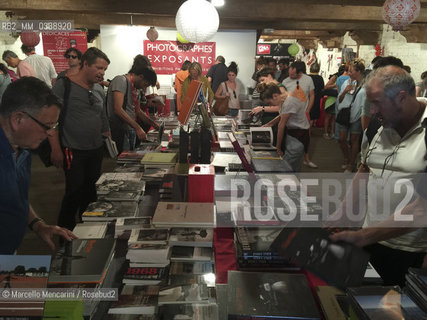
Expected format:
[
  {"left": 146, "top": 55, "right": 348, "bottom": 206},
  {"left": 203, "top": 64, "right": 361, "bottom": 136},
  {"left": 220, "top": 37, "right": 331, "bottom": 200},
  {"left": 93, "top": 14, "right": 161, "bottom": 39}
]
[
  {"left": 296, "top": 80, "right": 300, "bottom": 89},
  {"left": 65, "top": 54, "right": 78, "bottom": 59},
  {"left": 22, "top": 111, "right": 58, "bottom": 132},
  {"left": 233, "top": 90, "right": 237, "bottom": 99},
  {"left": 88, "top": 91, "right": 97, "bottom": 105}
]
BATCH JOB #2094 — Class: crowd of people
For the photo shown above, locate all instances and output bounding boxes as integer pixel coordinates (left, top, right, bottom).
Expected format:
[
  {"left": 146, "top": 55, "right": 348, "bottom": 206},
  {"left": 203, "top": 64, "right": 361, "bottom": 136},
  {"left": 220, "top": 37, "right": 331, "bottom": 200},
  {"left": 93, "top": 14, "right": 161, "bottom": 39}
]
[{"left": 0, "top": 45, "right": 426, "bottom": 289}]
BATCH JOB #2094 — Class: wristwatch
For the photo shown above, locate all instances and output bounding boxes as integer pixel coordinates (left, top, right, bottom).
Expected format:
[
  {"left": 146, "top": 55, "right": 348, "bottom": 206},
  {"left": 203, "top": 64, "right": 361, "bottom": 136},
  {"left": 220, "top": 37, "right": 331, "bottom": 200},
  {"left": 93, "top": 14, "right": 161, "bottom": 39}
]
[{"left": 28, "top": 217, "right": 44, "bottom": 231}]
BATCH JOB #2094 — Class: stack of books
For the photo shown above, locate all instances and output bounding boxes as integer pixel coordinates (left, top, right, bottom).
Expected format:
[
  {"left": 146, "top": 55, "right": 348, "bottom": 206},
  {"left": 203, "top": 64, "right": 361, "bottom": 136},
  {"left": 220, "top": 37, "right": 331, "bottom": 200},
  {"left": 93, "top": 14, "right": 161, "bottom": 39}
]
[
  {"left": 140, "top": 152, "right": 178, "bottom": 170},
  {"left": 108, "top": 285, "right": 159, "bottom": 315}
]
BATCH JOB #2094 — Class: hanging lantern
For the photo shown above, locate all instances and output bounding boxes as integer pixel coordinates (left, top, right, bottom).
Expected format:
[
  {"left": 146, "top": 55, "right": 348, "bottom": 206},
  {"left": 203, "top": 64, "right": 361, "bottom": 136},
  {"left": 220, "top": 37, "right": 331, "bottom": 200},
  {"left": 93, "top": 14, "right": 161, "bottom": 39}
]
[
  {"left": 146, "top": 27, "right": 159, "bottom": 42},
  {"left": 20, "top": 31, "right": 40, "bottom": 47},
  {"left": 288, "top": 43, "right": 299, "bottom": 57},
  {"left": 177, "top": 32, "right": 190, "bottom": 44},
  {"left": 175, "top": 0, "right": 219, "bottom": 43},
  {"left": 382, "top": 0, "right": 420, "bottom": 32}
]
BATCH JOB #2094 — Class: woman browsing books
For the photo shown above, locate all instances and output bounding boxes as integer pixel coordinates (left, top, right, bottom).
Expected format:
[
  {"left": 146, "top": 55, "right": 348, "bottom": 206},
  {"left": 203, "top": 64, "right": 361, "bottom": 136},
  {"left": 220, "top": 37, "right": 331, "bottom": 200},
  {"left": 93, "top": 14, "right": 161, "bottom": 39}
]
[{"left": 259, "top": 82, "right": 310, "bottom": 159}]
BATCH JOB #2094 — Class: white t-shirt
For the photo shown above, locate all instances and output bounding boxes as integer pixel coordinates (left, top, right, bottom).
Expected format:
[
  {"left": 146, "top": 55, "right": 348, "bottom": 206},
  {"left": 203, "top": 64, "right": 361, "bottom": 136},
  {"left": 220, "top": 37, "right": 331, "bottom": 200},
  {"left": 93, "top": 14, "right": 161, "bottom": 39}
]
[
  {"left": 25, "top": 54, "right": 57, "bottom": 88},
  {"left": 282, "top": 74, "right": 314, "bottom": 111},
  {"left": 361, "top": 106, "right": 427, "bottom": 252},
  {"left": 280, "top": 95, "right": 310, "bottom": 130}
]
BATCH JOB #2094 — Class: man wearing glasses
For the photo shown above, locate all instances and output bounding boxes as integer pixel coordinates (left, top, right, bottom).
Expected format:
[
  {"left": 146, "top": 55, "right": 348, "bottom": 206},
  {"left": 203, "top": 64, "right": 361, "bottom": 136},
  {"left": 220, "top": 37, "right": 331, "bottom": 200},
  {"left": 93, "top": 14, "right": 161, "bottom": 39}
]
[
  {"left": 50, "top": 47, "right": 111, "bottom": 231},
  {"left": 0, "top": 77, "right": 76, "bottom": 254},
  {"left": 57, "top": 48, "right": 82, "bottom": 79},
  {"left": 330, "top": 66, "right": 427, "bottom": 286},
  {"left": 21, "top": 45, "right": 57, "bottom": 88}
]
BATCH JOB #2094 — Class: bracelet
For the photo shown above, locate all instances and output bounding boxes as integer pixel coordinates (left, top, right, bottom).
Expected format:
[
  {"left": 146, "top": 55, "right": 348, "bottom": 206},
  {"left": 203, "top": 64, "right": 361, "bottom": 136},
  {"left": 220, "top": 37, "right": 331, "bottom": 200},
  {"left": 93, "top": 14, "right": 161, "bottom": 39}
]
[{"left": 28, "top": 217, "right": 44, "bottom": 231}]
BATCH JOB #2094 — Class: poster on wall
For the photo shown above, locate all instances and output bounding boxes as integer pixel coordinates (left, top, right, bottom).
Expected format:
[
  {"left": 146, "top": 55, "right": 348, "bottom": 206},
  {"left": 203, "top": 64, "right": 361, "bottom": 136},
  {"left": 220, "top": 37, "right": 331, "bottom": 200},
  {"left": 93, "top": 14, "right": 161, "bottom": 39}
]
[
  {"left": 143, "top": 40, "right": 216, "bottom": 75},
  {"left": 256, "top": 43, "right": 293, "bottom": 59},
  {"left": 42, "top": 31, "right": 87, "bottom": 73}
]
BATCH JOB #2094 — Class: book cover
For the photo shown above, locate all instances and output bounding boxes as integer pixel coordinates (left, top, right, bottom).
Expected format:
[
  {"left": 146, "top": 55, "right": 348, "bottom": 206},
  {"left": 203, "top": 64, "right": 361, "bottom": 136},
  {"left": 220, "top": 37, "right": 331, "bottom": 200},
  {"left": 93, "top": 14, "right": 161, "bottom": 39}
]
[
  {"left": 227, "top": 270, "right": 321, "bottom": 319},
  {"left": 123, "top": 265, "right": 169, "bottom": 285},
  {"left": 129, "top": 228, "right": 169, "bottom": 245},
  {"left": 0, "top": 255, "right": 51, "bottom": 317},
  {"left": 83, "top": 201, "right": 138, "bottom": 221},
  {"left": 108, "top": 285, "right": 159, "bottom": 314},
  {"left": 97, "top": 180, "right": 145, "bottom": 195},
  {"left": 270, "top": 227, "right": 370, "bottom": 288},
  {"left": 153, "top": 202, "right": 215, "bottom": 228},
  {"left": 158, "top": 283, "right": 211, "bottom": 305},
  {"left": 169, "top": 228, "right": 213, "bottom": 247},
  {"left": 126, "top": 244, "right": 170, "bottom": 264},
  {"left": 115, "top": 217, "right": 152, "bottom": 230},
  {"left": 169, "top": 262, "right": 214, "bottom": 275},
  {"left": 157, "top": 303, "right": 218, "bottom": 320},
  {"left": 104, "top": 135, "right": 119, "bottom": 158},
  {"left": 72, "top": 222, "right": 108, "bottom": 239},
  {"left": 178, "top": 80, "right": 203, "bottom": 125},
  {"left": 48, "top": 238, "right": 116, "bottom": 284},
  {"left": 98, "top": 191, "right": 142, "bottom": 202},
  {"left": 170, "top": 246, "right": 213, "bottom": 262},
  {"left": 96, "top": 172, "right": 143, "bottom": 185},
  {"left": 140, "top": 152, "right": 178, "bottom": 165},
  {"left": 347, "top": 286, "right": 427, "bottom": 320},
  {"left": 314, "top": 286, "right": 348, "bottom": 320}
]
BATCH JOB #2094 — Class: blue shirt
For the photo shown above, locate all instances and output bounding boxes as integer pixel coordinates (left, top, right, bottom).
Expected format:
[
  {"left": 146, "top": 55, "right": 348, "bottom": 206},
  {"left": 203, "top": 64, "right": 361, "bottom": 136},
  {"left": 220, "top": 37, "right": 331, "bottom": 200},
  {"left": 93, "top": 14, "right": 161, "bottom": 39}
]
[{"left": 0, "top": 126, "right": 31, "bottom": 254}]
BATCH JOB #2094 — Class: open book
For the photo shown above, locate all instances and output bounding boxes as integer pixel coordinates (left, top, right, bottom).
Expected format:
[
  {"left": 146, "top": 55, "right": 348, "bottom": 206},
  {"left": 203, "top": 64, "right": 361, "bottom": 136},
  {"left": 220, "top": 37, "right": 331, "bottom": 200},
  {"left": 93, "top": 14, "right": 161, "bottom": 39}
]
[{"left": 250, "top": 127, "right": 276, "bottom": 150}]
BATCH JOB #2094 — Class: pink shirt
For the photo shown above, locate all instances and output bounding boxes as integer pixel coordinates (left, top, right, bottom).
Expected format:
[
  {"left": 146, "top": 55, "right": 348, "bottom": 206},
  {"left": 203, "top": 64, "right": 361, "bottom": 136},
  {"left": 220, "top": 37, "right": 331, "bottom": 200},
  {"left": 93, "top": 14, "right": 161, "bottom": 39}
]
[{"left": 17, "top": 60, "right": 35, "bottom": 78}]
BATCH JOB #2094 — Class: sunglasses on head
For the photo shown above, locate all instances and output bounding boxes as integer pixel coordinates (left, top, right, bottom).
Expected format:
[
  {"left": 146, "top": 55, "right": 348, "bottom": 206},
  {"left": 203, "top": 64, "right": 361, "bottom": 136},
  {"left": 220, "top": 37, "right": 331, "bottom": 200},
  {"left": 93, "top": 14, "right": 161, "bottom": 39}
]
[{"left": 65, "top": 54, "right": 78, "bottom": 59}]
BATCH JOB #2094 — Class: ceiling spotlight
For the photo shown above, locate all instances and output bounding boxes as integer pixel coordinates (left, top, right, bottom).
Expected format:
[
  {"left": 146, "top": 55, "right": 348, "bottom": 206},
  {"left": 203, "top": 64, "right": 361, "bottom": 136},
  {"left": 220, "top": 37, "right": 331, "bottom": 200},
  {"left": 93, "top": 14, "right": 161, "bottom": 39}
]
[{"left": 211, "top": 0, "right": 224, "bottom": 7}]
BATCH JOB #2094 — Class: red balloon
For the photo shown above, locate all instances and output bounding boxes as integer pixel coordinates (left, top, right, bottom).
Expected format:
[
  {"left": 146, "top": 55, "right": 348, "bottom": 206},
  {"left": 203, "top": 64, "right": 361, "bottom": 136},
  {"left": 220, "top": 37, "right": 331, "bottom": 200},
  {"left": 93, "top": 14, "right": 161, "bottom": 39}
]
[{"left": 20, "top": 31, "right": 40, "bottom": 47}]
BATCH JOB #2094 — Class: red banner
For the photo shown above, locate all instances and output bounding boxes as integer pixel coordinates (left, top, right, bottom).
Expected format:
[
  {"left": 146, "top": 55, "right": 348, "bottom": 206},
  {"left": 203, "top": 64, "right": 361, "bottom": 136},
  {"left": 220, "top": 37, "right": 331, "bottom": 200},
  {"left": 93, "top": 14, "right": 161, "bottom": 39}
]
[
  {"left": 257, "top": 44, "right": 271, "bottom": 55},
  {"left": 42, "top": 31, "right": 88, "bottom": 74},
  {"left": 143, "top": 40, "right": 216, "bottom": 75}
]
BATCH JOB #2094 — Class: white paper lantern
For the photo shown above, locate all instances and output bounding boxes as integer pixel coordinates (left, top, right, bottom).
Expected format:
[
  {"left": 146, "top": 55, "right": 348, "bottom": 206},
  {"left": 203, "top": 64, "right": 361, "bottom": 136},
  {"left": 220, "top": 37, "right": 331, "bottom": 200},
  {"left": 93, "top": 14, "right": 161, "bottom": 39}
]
[
  {"left": 382, "top": 0, "right": 420, "bottom": 31},
  {"left": 175, "top": 0, "right": 219, "bottom": 43}
]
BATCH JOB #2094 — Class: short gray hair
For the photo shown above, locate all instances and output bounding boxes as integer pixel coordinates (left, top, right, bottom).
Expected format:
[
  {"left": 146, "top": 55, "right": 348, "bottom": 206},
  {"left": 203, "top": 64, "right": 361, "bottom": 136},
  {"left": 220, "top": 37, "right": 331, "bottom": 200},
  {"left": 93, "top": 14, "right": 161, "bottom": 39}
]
[
  {"left": 365, "top": 66, "right": 415, "bottom": 98},
  {"left": 2, "top": 50, "right": 17, "bottom": 61}
]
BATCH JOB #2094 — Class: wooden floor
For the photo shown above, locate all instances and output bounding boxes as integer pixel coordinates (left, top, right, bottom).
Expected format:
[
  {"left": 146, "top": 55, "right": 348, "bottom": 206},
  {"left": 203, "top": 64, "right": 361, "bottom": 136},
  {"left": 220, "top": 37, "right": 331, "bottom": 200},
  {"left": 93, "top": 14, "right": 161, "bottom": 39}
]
[{"left": 18, "top": 127, "right": 346, "bottom": 255}]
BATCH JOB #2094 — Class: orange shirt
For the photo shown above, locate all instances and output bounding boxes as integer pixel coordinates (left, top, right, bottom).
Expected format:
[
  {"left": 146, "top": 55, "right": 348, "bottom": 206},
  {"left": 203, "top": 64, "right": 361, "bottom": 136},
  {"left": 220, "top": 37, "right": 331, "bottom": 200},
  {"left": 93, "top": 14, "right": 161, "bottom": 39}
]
[{"left": 175, "top": 70, "right": 189, "bottom": 112}]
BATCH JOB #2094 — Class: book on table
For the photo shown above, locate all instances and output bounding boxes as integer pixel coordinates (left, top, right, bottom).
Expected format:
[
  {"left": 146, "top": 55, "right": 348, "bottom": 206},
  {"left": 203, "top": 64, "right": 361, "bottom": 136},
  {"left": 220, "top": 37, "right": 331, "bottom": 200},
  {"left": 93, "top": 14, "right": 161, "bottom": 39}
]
[
  {"left": 158, "top": 283, "right": 213, "bottom": 305},
  {"left": 168, "top": 228, "right": 214, "bottom": 247},
  {"left": 152, "top": 202, "right": 215, "bottom": 228},
  {"left": 129, "top": 228, "right": 169, "bottom": 245},
  {"left": 157, "top": 303, "right": 218, "bottom": 320},
  {"left": 115, "top": 217, "right": 152, "bottom": 237},
  {"left": 140, "top": 152, "right": 178, "bottom": 169},
  {"left": 227, "top": 270, "right": 321, "bottom": 319},
  {"left": 108, "top": 285, "right": 159, "bottom": 315},
  {"left": 123, "top": 264, "right": 169, "bottom": 285},
  {"left": 170, "top": 246, "right": 213, "bottom": 262},
  {"left": 72, "top": 221, "right": 109, "bottom": 239},
  {"left": 82, "top": 201, "right": 138, "bottom": 221},
  {"left": 126, "top": 243, "right": 170, "bottom": 264},
  {"left": 250, "top": 127, "right": 276, "bottom": 150},
  {"left": 0, "top": 255, "right": 51, "bottom": 318},
  {"left": 48, "top": 238, "right": 116, "bottom": 284},
  {"left": 96, "top": 179, "right": 145, "bottom": 195},
  {"left": 96, "top": 172, "right": 143, "bottom": 185}
]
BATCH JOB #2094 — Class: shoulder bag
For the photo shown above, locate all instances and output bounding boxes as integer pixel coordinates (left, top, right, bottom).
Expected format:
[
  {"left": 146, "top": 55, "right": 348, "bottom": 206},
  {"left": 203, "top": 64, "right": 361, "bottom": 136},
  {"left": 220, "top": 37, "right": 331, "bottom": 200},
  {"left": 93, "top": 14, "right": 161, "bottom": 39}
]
[
  {"left": 212, "top": 82, "right": 230, "bottom": 116},
  {"left": 336, "top": 85, "right": 362, "bottom": 127}
]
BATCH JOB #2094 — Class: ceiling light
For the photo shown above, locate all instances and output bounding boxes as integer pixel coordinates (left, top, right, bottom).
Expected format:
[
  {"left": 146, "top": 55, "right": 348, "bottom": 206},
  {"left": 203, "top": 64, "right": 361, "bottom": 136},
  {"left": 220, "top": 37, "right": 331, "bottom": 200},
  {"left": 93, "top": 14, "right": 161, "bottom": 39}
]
[{"left": 211, "top": 0, "right": 224, "bottom": 7}]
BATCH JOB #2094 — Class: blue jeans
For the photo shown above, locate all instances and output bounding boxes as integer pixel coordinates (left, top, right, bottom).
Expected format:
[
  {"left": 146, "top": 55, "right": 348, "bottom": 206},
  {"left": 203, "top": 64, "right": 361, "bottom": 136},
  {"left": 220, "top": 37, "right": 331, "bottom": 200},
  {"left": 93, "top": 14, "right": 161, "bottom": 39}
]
[
  {"left": 228, "top": 109, "right": 239, "bottom": 117},
  {"left": 123, "top": 128, "right": 136, "bottom": 151}
]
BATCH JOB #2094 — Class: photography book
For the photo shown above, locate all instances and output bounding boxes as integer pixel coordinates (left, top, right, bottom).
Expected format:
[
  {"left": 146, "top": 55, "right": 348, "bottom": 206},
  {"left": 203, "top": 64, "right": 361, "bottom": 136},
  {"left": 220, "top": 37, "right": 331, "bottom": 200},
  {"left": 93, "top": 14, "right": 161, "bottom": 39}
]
[
  {"left": 96, "top": 179, "right": 145, "bottom": 195},
  {"left": 158, "top": 283, "right": 212, "bottom": 305},
  {"left": 104, "top": 135, "right": 119, "bottom": 158},
  {"left": 0, "top": 255, "right": 51, "bottom": 317},
  {"left": 170, "top": 246, "right": 213, "bottom": 262},
  {"left": 48, "top": 238, "right": 116, "bottom": 284},
  {"left": 108, "top": 285, "right": 159, "bottom": 315},
  {"left": 178, "top": 80, "right": 203, "bottom": 125},
  {"left": 227, "top": 270, "right": 321, "bottom": 319},
  {"left": 126, "top": 244, "right": 170, "bottom": 264},
  {"left": 82, "top": 201, "right": 138, "bottom": 221},
  {"left": 152, "top": 202, "right": 215, "bottom": 228},
  {"left": 129, "top": 228, "right": 169, "bottom": 245},
  {"left": 123, "top": 265, "right": 169, "bottom": 285},
  {"left": 250, "top": 127, "right": 276, "bottom": 150},
  {"left": 157, "top": 303, "right": 218, "bottom": 320},
  {"left": 115, "top": 217, "right": 152, "bottom": 232},
  {"left": 98, "top": 191, "right": 142, "bottom": 202},
  {"left": 347, "top": 286, "right": 427, "bottom": 320},
  {"left": 270, "top": 227, "right": 370, "bottom": 288},
  {"left": 96, "top": 172, "right": 143, "bottom": 185},
  {"left": 72, "top": 221, "right": 108, "bottom": 239},
  {"left": 169, "top": 228, "right": 214, "bottom": 247},
  {"left": 140, "top": 152, "right": 178, "bottom": 169}
]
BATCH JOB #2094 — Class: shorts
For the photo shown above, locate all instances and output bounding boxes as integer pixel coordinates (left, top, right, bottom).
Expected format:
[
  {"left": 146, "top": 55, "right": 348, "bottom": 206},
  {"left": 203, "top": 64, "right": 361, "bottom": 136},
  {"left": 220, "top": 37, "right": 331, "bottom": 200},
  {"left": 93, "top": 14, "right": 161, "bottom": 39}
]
[{"left": 336, "top": 118, "right": 362, "bottom": 134}]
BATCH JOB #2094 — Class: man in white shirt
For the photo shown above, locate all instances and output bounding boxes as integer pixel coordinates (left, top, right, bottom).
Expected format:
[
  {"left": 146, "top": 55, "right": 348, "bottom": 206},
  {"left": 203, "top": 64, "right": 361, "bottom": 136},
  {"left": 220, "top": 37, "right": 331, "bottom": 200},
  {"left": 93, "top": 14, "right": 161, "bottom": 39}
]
[
  {"left": 330, "top": 66, "right": 427, "bottom": 287},
  {"left": 21, "top": 45, "right": 57, "bottom": 88}
]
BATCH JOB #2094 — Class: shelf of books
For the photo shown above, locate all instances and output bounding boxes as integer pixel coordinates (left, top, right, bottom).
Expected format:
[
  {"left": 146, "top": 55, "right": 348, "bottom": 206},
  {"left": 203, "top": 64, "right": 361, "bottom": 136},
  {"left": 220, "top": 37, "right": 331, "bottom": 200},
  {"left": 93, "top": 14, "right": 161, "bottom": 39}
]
[{"left": 4, "top": 114, "right": 427, "bottom": 320}]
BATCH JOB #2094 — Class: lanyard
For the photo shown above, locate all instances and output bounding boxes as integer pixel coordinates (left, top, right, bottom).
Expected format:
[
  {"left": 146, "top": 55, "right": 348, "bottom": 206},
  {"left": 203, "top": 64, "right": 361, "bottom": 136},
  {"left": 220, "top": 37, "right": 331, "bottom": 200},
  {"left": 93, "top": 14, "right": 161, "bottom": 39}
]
[{"left": 129, "top": 74, "right": 139, "bottom": 120}]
